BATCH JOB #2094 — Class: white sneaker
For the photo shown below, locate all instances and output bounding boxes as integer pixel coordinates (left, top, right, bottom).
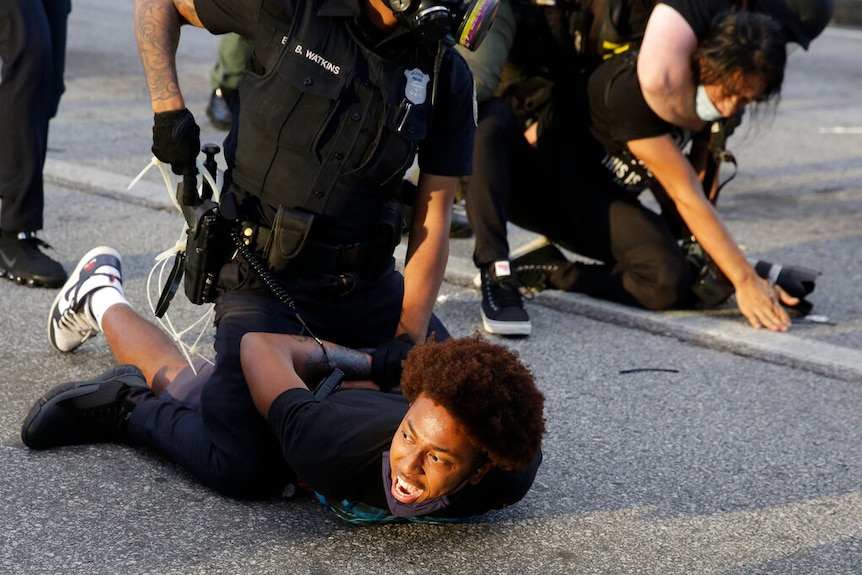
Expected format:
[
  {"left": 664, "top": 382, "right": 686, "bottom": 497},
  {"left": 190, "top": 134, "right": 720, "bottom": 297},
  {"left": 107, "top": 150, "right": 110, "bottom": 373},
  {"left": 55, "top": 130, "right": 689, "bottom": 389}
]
[{"left": 47, "top": 246, "right": 123, "bottom": 353}]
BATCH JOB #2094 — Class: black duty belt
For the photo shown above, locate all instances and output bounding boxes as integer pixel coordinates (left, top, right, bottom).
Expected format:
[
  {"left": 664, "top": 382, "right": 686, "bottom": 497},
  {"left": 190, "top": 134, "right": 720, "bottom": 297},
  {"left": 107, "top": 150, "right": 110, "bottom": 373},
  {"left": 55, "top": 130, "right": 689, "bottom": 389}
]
[
  {"left": 294, "top": 238, "right": 371, "bottom": 272},
  {"left": 248, "top": 223, "right": 374, "bottom": 274}
]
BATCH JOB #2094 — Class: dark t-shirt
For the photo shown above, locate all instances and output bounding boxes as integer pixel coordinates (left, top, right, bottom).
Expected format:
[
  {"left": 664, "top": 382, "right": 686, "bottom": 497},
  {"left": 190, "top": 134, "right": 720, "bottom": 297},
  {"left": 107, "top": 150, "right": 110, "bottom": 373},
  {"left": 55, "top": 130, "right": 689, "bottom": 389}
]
[
  {"left": 585, "top": 0, "right": 740, "bottom": 193},
  {"left": 661, "top": 0, "right": 736, "bottom": 36},
  {"left": 605, "top": 0, "right": 785, "bottom": 54},
  {"left": 623, "top": 0, "right": 736, "bottom": 45},
  {"left": 587, "top": 52, "right": 691, "bottom": 194},
  {"left": 267, "top": 388, "right": 541, "bottom": 523}
]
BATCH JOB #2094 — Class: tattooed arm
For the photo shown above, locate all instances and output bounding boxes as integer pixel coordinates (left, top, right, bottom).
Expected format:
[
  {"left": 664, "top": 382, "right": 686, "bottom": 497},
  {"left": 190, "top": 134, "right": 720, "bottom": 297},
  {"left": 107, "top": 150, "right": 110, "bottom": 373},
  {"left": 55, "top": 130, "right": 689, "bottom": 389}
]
[
  {"left": 241, "top": 333, "right": 374, "bottom": 418},
  {"left": 134, "top": 0, "right": 203, "bottom": 112}
]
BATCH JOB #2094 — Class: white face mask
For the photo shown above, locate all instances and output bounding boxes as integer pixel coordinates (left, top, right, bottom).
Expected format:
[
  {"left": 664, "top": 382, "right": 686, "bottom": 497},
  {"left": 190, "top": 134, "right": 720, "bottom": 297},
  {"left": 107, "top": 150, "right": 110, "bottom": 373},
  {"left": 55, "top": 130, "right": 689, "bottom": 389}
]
[{"left": 695, "top": 84, "right": 724, "bottom": 122}]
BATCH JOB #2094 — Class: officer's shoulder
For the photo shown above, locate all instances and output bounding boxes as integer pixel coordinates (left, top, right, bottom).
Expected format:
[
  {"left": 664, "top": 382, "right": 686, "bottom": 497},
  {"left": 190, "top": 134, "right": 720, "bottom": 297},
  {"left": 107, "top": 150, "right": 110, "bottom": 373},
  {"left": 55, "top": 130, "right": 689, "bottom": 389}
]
[
  {"left": 441, "top": 45, "right": 474, "bottom": 84},
  {"left": 444, "top": 44, "right": 470, "bottom": 69}
]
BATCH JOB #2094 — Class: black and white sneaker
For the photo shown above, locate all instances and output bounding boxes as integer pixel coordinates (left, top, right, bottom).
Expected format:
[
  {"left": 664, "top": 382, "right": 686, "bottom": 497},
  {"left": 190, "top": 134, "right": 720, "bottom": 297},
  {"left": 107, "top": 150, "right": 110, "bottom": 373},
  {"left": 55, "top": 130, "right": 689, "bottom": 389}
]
[
  {"left": 480, "top": 261, "right": 531, "bottom": 336},
  {"left": 512, "top": 240, "right": 569, "bottom": 293},
  {"left": 21, "top": 365, "right": 153, "bottom": 450},
  {"left": 0, "top": 231, "right": 67, "bottom": 288},
  {"left": 47, "top": 246, "right": 123, "bottom": 353}
]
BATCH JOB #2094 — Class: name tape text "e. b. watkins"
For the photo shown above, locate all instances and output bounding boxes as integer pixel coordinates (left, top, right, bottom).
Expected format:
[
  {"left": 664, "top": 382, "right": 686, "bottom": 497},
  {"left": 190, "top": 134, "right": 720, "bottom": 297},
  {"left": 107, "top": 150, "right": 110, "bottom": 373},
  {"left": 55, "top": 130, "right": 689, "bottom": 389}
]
[{"left": 289, "top": 40, "right": 341, "bottom": 75}]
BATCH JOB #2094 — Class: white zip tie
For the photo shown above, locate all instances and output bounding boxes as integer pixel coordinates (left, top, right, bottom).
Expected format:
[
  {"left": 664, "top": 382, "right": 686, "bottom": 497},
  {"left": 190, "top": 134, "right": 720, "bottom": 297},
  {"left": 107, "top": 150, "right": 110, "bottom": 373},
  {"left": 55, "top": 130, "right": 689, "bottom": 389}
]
[{"left": 129, "top": 157, "right": 221, "bottom": 373}]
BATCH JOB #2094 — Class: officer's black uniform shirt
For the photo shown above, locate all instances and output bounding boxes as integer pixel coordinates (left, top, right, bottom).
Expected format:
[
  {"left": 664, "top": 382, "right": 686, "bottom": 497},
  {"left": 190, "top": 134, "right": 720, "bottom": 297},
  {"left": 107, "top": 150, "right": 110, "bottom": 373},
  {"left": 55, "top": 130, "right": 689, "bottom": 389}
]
[
  {"left": 195, "top": 0, "right": 476, "bottom": 244},
  {"left": 267, "top": 388, "right": 542, "bottom": 523}
]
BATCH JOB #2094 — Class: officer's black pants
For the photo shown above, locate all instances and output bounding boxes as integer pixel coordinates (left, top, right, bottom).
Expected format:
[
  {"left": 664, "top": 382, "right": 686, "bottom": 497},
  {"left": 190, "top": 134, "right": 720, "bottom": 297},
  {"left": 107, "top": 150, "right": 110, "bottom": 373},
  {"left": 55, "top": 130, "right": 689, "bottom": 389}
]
[
  {"left": 466, "top": 97, "right": 691, "bottom": 311},
  {"left": 127, "top": 262, "right": 449, "bottom": 499},
  {"left": 0, "top": 0, "right": 70, "bottom": 232}
]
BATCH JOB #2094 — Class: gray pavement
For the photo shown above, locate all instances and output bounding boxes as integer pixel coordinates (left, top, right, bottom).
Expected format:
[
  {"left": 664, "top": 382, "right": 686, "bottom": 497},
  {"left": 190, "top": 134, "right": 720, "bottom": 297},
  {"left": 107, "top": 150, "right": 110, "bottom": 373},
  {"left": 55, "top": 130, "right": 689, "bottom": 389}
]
[{"left": 2, "top": 2, "right": 862, "bottom": 573}]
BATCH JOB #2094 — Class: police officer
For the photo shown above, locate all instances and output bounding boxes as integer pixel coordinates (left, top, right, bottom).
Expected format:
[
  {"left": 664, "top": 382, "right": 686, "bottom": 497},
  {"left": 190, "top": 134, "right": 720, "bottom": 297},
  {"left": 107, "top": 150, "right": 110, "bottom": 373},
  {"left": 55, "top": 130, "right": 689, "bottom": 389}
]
[{"left": 47, "top": 0, "right": 495, "bottom": 496}]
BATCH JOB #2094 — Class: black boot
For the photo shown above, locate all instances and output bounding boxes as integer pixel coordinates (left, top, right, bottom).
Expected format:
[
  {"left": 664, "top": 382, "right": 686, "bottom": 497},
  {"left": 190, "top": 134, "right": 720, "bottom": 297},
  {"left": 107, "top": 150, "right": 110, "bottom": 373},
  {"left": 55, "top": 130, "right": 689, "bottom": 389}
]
[
  {"left": 206, "top": 87, "right": 238, "bottom": 131},
  {"left": 22, "top": 365, "right": 154, "bottom": 449}
]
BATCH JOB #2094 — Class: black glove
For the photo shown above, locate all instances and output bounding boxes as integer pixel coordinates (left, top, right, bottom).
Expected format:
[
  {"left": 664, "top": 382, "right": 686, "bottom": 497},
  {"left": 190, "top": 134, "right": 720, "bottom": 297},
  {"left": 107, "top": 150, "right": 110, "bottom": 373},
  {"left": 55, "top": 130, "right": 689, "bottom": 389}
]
[
  {"left": 370, "top": 334, "right": 416, "bottom": 392},
  {"left": 152, "top": 108, "right": 201, "bottom": 176}
]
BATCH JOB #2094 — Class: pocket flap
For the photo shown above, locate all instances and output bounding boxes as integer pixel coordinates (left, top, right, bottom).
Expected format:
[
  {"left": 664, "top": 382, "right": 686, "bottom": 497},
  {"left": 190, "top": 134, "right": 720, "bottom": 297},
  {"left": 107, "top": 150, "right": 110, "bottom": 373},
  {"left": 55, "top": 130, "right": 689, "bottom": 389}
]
[{"left": 271, "top": 205, "right": 315, "bottom": 261}]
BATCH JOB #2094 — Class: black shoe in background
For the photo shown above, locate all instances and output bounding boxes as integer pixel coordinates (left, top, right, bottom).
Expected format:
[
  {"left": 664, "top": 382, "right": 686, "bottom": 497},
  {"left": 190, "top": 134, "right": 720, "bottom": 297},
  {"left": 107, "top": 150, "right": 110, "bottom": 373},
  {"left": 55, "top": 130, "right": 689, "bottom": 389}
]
[
  {"left": 206, "top": 87, "right": 237, "bottom": 131},
  {"left": 449, "top": 200, "right": 473, "bottom": 239},
  {"left": 512, "top": 242, "right": 568, "bottom": 293},
  {"left": 0, "top": 231, "right": 67, "bottom": 288}
]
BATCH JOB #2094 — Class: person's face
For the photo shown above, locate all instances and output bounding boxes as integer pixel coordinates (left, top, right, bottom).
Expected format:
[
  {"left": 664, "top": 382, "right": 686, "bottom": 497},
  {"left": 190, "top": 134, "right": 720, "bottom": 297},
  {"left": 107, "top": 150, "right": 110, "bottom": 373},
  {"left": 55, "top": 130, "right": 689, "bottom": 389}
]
[
  {"left": 364, "top": 0, "right": 399, "bottom": 29},
  {"left": 703, "top": 71, "right": 766, "bottom": 118},
  {"left": 388, "top": 394, "right": 491, "bottom": 505}
]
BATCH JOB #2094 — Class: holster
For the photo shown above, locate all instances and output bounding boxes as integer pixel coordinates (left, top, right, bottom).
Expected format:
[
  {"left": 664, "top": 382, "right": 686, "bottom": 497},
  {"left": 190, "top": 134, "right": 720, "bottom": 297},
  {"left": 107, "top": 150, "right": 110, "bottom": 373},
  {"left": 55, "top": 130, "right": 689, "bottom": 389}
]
[
  {"left": 367, "top": 199, "right": 402, "bottom": 279},
  {"left": 181, "top": 198, "right": 233, "bottom": 305}
]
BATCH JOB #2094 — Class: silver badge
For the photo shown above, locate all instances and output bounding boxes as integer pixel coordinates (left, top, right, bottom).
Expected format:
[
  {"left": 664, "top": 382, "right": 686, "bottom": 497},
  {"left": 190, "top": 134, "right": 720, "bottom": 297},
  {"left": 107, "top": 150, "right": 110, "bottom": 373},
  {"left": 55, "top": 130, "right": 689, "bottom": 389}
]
[{"left": 403, "top": 68, "right": 430, "bottom": 105}]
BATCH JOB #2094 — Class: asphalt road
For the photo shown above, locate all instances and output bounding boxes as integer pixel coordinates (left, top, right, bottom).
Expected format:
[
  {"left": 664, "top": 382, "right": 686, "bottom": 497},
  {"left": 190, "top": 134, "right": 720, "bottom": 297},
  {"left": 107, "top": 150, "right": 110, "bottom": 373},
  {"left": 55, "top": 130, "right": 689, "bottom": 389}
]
[{"left": 2, "top": 2, "right": 862, "bottom": 574}]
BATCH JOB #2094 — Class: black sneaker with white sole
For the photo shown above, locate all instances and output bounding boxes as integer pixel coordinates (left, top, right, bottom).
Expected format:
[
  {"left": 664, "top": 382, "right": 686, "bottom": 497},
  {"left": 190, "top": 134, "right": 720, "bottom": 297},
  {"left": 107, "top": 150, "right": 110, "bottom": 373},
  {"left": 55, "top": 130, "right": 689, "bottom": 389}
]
[
  {"left": 0, "top": 231, "right": 67, "bottom": 288},
  {"left": 480, "top": 261, "right": 531, "bottom": 336},
  {"left": 21, "top": 365, "right": 154, "bottom": 450}
]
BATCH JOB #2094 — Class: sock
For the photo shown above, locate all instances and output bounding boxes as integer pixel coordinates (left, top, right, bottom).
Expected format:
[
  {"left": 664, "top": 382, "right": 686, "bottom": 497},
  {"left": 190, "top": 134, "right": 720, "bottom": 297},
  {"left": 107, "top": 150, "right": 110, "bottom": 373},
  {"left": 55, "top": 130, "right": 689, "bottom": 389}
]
[{"left": 89, "top": 287, "right": 131, "bottom": 332}]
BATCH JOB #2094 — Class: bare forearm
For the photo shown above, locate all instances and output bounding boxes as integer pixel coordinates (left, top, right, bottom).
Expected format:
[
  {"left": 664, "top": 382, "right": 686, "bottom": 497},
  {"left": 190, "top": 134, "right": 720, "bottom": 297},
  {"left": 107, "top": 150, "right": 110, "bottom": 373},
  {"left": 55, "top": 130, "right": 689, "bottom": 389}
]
[
  {"left": 674, "top": 189, "right": 751, "bottom": 284},
  {"left": 134, "top": 0, "right": 200, "bottom": 111},
  {"left": 631, "top": 136, "right": 748, "bottom": 283},
  {"left": 631, "top": 135, "right": 790, "bottom": 331},
  {"left": 400, "top": 173, "right": 454, "bottom": 341},
  {"left": 292, "top": 337, "right": 373, "bottom": 383},
  {"left": 242, "top": 333, "right": 372, "bottom": 417},
  {"left": 400, "top": 257, "right": 446, "bottom": 342}
]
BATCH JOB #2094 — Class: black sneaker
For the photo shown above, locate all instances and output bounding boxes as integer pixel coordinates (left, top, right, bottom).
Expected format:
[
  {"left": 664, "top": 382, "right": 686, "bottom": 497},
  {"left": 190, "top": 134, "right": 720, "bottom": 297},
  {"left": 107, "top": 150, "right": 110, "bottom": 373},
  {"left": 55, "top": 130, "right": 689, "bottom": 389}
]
[
  {"left": 0, "top": 231, "right": 67, "bottom": 288},
  {"left": 512, "top": 241, "right": 569, "bottom": 293},
  {"left": 21, "top": 365, "right": 153, "bottom": 450},
  {"left": 449, "top": 200, "right": 473, "bottom": 239},
  {"left": 206, "top": 87, "right": 237, "bottom": 131},
  {"left": 480, "top": 261, "right": 531, "bottom": 336}
]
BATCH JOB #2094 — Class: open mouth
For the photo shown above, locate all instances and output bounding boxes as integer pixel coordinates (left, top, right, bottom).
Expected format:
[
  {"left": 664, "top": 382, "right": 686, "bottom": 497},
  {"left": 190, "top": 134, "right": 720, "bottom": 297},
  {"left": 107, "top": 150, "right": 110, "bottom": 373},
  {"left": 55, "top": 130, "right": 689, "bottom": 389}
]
[{"left": 392, "top": 475, "right": 424, "bottom": 504}]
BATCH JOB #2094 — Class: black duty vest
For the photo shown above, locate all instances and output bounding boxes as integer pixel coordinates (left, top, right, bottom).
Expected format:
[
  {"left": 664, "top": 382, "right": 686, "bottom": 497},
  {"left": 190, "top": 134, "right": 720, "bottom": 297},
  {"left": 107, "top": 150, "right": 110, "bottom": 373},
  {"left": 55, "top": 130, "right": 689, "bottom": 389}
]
[{"left": 230, "top": 0, "right": 439, "bottom": 242}]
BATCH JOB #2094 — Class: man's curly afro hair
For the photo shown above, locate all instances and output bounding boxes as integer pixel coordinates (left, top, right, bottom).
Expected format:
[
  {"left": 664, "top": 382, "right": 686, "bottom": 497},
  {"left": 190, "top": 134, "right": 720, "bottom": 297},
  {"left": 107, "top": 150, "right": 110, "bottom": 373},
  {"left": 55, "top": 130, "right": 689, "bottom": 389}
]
[{"left": 400, "top": 334, "right": 545, "bottom": 471}]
